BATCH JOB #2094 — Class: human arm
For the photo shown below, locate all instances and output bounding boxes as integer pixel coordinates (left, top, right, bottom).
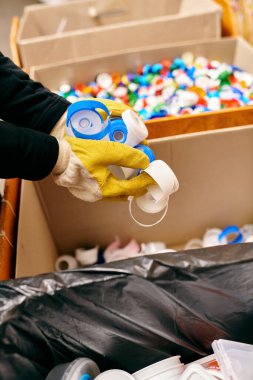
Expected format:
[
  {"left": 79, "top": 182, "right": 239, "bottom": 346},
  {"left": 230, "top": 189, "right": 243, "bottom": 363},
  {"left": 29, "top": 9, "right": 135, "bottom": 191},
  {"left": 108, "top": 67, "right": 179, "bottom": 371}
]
[
  {"left": 0, "top": 52, "right": 70, "bottom": 133},
  {"left": 0, "top": 121, "right": 59, "bottom": 180},
  {"left": 0, "top": 54, "right": 154, "bottom": 197},
  {"left": 0, "top": 52, "right": 69, "bottom": 180}
]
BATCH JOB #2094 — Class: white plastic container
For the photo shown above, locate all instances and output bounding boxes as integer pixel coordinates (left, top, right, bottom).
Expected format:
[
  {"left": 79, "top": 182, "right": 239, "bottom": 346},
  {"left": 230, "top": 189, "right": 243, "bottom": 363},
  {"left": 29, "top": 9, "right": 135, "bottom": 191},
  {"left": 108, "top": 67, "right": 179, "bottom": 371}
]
[
  {"left": 132, "top": 356, "right": 184, "bottom": 380},
  {"left": 95, "top": 369, "right": 136, "bottom": 380},
  {"left": 179, "top": 364, "right": 217, "bottom": 380},
  {"left": 46, "top": 357, "right": 100, "bottom": 380},
  {"left": 212, "top": 339, "right": 253, "bottom": 380}
]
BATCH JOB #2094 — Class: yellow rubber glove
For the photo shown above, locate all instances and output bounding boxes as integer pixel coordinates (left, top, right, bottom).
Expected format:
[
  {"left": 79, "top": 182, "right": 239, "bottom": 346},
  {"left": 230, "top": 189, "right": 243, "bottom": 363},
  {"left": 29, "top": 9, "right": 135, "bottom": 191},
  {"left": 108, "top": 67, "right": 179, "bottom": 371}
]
[
  {"left": 93, "top": 98, "right": 132, "bottom": 119},
  {"left": 53, "top": 136, "right": 155, "bottom": 202},
  {"left": 51, "top": 100, "right": 155, "bottom": 202}
]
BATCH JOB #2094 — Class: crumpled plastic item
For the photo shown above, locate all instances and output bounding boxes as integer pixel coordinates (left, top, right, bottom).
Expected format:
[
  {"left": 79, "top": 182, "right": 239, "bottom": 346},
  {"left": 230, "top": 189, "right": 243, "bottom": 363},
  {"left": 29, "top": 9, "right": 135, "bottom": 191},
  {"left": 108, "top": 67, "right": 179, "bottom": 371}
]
[
  {"left": 1, "top": 243, "right": 253, "bottom": 380},
  {"left": 104, "top": 236, "right": 140, "bottom": 262},
  {"left": 212, "top": 339, "right": 253, "bottom": 380}
]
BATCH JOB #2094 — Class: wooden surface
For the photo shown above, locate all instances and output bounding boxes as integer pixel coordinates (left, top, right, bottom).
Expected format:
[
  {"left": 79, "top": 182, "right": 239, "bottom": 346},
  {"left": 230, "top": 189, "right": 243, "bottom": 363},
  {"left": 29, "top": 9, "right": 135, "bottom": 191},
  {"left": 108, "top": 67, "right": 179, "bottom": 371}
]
[
  {"left": 214, "top": 0, "right": 237, "bottom": 36},
  {"left": 10, "top": 16, "right": 22, "bottom": 67},
  {"left": 0, "top": 179, "right": 21, "bottom": 280},
  {"left": 146, "top": 106, "right": 253, "bottom": 139},
  {"left": 0, "top": 17, "right": 23, "bottom": 280}
]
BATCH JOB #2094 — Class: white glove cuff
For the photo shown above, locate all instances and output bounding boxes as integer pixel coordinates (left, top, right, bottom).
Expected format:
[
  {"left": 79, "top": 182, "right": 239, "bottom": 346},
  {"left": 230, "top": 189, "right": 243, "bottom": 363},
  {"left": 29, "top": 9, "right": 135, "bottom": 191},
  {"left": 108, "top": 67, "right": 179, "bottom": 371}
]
[
  {"left": 50, "top": 111, "right": 68, "bottom": 140},
  {"left": 53, "top": 139, "right": 71, "bottom": 175}
]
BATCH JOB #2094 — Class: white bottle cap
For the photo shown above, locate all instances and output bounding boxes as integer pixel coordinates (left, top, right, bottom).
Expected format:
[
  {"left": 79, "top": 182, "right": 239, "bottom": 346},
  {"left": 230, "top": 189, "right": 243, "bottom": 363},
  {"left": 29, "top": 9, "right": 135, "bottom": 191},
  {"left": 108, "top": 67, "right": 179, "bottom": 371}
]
[
  {"left": 59, "top": 83, "right": 71, "bottom": 94},
  {"left": 177, "top": 90, "right": 198, "bottom": 108},
  {"left": 138, "top": 160, "right": 179, "bottom": 211},
  {"left": 184, "top": 239, "right": 203, "bottom": 250},
  {"left": 55, "top": 255, "right": 78, "bottom": 271},
  {"left": 113, "top": 86, "right": 128, "bottom": 98},
  {"left": 241, "top": 224, "right": 253, "bottom": 242},
  {"left": 195, "top": 76, "right": 211, "bottom": 91},
  {"left": 141, "top": 241, "right": 167, "bottom": 254},
  {"left": 122, "top": 110, "right": 148, "bottom": 147},
  {"left": 128, "top": 161, "right": 179, "bottom": 227},
  {"left": 202, "top": 228, "right": 227, "bottom": 248},
  {"left": 68, "top": 109, "right": 105, "bottom": 136},
  {"left": 95, "top": 370, "right": 135, "bottom": 380},
  {"left": 195, "top": 56, "right": 209, "bottom": 68},
  {"left": 75, "top": 246, "right": 99, "bottom": 266},
  {"left": 136, "top": 160, "right": 179, "bottom": 214},
  {"left": 182, "top": 51, "right": 194, "bottom": 66},
  {"left": 96, "top": 73, "right": 113, "bottom": 90},
  {"left": 207, "top": 97, "right": 221, "bottom": 111},
  {"left": 220, "top": 89, "right": 234, "bottom": 101}
]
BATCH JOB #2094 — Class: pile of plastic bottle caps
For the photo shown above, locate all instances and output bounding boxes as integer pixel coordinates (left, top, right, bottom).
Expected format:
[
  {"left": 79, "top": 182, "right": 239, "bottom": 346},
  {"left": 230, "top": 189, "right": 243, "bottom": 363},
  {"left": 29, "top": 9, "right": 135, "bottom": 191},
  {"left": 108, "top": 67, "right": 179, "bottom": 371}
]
[
  {"left": 184, "top": 224, "right": 253, "bottom": 250},
  {"left": 55, "top": 224, "right": 253, "bottom": 271},
  {"left": 57, "top": 52, "right": 253, "bottom": 120},
  {"left": 46, "top": 339, "right": 253, "bottom": 380}
]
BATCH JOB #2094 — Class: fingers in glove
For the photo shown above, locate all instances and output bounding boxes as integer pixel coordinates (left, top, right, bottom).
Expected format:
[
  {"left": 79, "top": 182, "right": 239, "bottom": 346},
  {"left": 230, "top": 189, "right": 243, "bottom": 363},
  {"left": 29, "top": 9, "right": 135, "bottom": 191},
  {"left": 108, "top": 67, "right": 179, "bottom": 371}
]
[
  {"left": 64, "top": 137, "right": 150, "bottom": 171},
  {"left": 102, "top": 142, "right": 151, "bottom": 170},
  {"left": 76, "top": 97, "right": 132, "bottom": 119},
  {"left": 102, "top": 172, "right": 156, "bottom": 199},
  {"left": 95, "top": 98, "right": 132, "bottom": 118}
]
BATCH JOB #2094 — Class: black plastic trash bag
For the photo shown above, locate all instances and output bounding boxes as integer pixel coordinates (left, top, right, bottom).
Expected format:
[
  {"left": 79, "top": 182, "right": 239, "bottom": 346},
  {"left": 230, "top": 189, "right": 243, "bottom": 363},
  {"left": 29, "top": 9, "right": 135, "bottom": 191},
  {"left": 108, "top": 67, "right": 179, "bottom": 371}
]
[{"left": 1, "top": 243, "right": 253, "bottom": 380}]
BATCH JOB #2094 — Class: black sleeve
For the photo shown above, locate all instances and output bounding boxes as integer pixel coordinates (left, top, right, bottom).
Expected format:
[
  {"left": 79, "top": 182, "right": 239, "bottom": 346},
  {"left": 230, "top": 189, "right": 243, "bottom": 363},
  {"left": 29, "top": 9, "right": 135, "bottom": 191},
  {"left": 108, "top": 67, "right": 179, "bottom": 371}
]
[
  {"left": 0, "top": 121, "right": 59, "bottom": 180},
  {"left": 0, "top": 52, "right": 70, "bottom": 134}
]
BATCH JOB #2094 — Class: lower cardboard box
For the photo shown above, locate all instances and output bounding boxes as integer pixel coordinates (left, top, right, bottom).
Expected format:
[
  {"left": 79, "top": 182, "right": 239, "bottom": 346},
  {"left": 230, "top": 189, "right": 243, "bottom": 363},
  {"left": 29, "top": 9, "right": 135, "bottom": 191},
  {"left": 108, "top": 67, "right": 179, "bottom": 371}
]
[
  {"left": 16, "top": 126, "right": 253, "bottom": 278},
  {"left": 30, "top": 37, "right": 253, "bottom": 139}
]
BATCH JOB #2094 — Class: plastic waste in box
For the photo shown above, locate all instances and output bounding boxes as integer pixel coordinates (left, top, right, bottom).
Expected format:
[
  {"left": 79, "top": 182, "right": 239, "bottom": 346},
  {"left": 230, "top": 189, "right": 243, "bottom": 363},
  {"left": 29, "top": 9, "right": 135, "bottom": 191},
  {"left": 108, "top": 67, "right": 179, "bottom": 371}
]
[{"left": 212, "top": 339, "right": 253, "bottom": 380}]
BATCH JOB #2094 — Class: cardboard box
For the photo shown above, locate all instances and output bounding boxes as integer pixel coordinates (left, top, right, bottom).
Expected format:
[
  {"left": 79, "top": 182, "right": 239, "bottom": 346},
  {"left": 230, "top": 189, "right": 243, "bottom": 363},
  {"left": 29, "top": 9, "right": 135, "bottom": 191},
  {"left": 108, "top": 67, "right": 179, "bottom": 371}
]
[
  {"left": 31, "top": 37, "right": 253, "bottom": 139},
  {"left": 18, "top": 0, "right": 195, "bottom": 38},
  {"left": 16, "top": 126, "right": 253, "bottom": 278},
  {"left": 17, "top": 0, "right": 221, "bottom": 70}
]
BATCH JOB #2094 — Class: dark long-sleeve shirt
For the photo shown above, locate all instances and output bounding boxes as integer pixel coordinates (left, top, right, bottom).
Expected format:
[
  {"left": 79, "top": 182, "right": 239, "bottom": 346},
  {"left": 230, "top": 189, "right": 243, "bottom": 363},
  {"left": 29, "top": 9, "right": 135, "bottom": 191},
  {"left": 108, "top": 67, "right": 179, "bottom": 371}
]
[{"left": 0, "top": 52, "right": 70, "bottom": 180}]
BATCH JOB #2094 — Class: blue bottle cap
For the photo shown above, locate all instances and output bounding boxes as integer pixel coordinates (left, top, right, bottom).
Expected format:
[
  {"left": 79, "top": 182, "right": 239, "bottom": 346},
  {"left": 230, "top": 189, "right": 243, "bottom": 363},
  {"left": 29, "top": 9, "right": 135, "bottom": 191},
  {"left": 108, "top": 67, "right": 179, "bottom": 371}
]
[
  {"left": 79, "top": 375, "right": 92, "bottom": 380},
  {"left": 218, "top": 225, "right": 243, "bottom": 244},
  {"left": 109, "top": 119, "right": 128, "bottom": 143},
  {"left": 67, "top": 99, "right": 110, "bottom": 126},
  {"left": 135, "top": 144, "right": 156, "bottom": 163},
  {"left": 138, "top": 109, "right": 151, "bottom": 120},
  {"left": 174, "top": 57, "right": 186, "bottom": 70},
  {"left": 151, "top": 63, "right": 163, "bottom": 74},
  {"left": 186, "top": 66, "right": 196, "bottom": 79},
  {"left": 66, "top": 99, "right": 111, "bottom": 140},
  {"left": 150, "top": 109, "right": 167, "bottom": 119},
  {"left": 143, "top": 64, "right": 152, "bottom": 75}
]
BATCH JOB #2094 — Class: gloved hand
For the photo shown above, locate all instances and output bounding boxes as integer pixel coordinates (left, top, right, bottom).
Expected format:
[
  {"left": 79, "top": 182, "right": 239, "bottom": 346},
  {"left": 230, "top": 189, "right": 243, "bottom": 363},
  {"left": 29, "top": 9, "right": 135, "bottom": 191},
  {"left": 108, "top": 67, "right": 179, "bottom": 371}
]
[
  {"left": 91, "top": 98, "right": 150, "bottom": 147},
  {"left": 50, "top": 101, "right": 155, "bottom": 202}
]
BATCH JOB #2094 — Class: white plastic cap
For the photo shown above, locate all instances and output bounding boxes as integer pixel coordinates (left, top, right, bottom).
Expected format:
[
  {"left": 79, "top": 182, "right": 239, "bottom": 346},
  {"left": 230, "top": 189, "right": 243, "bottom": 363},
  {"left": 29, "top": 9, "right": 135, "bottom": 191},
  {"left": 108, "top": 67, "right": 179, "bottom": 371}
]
[
  {"left": 202, "top": 228, "right": 227, "bottom": 248},
  {"left": 136, "top": 160, "right": 179, "bottom": 214},
  {"left": 95, "top": 370, "right": 135, "bottom": 380},
  {"left": 96, "top": 73, "right": 113, "bottom": 90},
  {"left": 122, "top": 110, "right": 148, "bottom": 147},
  {"left": 75, "top": 246, "right": 99, "bottom": 266},
  {"left": 55, "top": 255, "right": 78, "bottom": 271}
]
